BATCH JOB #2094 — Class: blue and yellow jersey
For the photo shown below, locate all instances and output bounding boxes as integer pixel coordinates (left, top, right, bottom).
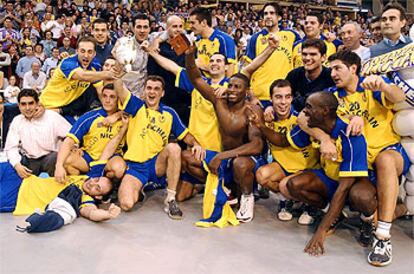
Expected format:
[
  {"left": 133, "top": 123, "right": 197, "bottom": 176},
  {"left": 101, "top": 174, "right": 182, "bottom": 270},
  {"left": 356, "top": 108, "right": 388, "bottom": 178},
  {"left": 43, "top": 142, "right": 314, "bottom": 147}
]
[
  {"left": 121, "top": 93, "right": 189, "bottom": 163},
  {"left": 330, "top": 76, "right": 400, "bottom": 166},
  {"left": 292, "top": 35, "right": 338, "bottom": 68},
  {"left": 287, "top": 117, "right": 368, "bottom": 181},
  {"left": 40, "top": 55, "right": 102, "bottom": 109},
  {"left": 267, "top": 110, "right": 319, "bottom": 173},
  {"left": 12, "top": 161, "right": 106, "bottom": 216},
  {"left": 246, "top": 29, "right": 301, "bottom": 101},
  {"left": 66, "top": 108, "right": 125, "bottom": 161},
  {"left": 195, "top": 28, "right": 237, "bottom": 76},
  {"left": 175, "top": 68, "right": 227, "bottom": 152}
]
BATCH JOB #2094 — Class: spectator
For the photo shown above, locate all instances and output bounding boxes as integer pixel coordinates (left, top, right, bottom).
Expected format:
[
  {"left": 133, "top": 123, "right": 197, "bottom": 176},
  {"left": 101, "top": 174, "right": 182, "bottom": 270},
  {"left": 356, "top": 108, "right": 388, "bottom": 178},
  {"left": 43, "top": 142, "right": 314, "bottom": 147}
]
[
  {"left": 0, "top": 46, "right": 11, "bottom": 76},
  {"left": 23, "top": 62, "right": 47, "bottom": 93},
  {"left": 0, "top": 18, "right": 21, "bottom": 51},
  {"left": 40, "top": 31, "right": 57, "bottom": 58},
  {"left": 91, "top": 18, "right": 113, "bottom": 66},
  {"left": 0, "top": 1, "right": 23, "bottom": 29},
  {"left": 50, "top": 14, "right": 66, "bottom": 40},
  {"left": 42, "top": 47, "right": 60, "bottom": 76},
  {"left": 57, "top": 26, "right": 77, "bottom": 49},
  {"left": 0, "top": 92, "right": 20, "bottom": 152},
  {"left": 34, "top": 44, "right": 45, "bottom": 63},
  {"left": 59, "top": 37, "right": 76, "bottom": 56},
  {"left": 341, "top": 22, "right": 370, "bottom": 61},
  {"left": 3, "top": 75, "right": 20, "bottom": 104},
  {"left": 15, "top": 45, "right": 40, "bottom": 80}
]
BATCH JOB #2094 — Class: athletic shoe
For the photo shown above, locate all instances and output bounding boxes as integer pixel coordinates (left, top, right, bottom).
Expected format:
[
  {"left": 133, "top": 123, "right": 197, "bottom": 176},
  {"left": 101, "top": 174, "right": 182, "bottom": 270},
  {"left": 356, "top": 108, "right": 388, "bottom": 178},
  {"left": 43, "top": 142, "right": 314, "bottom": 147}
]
[
  {"left": 277, "top": 200, "right": 293, "bottom": 221},
  {"left": 359, "top": 218, "right": 375, "bottom": 247},
  {"left": 164, "top": 200, "right": 183, "bottom": 220},
  {"left": 237, "top": 194, "right": 254, "bottom": 222},
  {"left": 326, "top": 210, "right": 347, "bottom": 236},
  {"left": 298, "top": 205, "right": 317, "bottom": 225},
  {"left": 368, "top": 235, "right": 392, "bottom": 267},
  {"left": 138, "top": 186, "right": 147, "bottom": 203}
]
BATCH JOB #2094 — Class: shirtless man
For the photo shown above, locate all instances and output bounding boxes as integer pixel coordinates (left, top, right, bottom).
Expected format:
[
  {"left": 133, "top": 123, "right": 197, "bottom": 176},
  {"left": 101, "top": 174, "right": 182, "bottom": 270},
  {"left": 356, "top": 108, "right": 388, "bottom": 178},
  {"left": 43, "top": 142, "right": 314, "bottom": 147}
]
[{"left": 182, "top": 46, "right": 265, "bottom": 223}]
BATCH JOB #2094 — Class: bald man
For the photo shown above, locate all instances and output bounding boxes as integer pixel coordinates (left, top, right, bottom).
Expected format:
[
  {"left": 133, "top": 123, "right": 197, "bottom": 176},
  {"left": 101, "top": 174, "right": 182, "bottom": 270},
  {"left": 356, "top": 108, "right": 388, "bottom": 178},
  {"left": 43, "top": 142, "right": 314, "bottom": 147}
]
[
  {"left": 341, "top": 22, "right": 370, "bottom": 61},
  {"left": 147, "top": 15, "right": 191, "bottom": 125}
]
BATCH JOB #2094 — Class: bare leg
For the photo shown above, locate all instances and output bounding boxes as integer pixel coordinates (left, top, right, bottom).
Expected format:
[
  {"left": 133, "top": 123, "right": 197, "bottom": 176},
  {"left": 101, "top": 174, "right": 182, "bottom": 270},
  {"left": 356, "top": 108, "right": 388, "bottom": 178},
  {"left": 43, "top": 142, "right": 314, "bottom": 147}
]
[
  {"left": 105, "top": 156, "right": 126, "bottom": 180},
  {"left": 256, "top": 162, "right": 287, "bottom": 192},
  {"left": 155, "top": 143, "right": 182, "bottom": 194},
  {"left": 118, "top": 174, "right": 143, "bottom": 211},
  {"left": 65, "top": 149, "right": 89, "bottom": 175},
  {"left": 348, "top": 177, "right": 377, "bottom": 216},
  {"left": 232, "top": 156, "right": 255, "bottom": 195}
]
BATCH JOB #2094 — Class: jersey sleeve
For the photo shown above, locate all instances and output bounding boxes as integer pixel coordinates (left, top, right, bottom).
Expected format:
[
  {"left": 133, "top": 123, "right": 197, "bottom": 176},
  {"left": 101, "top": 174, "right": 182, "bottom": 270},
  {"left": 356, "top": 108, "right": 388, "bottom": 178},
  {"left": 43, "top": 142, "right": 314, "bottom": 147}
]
[
  {"left": 67, "top": 112, "right": 98, "bottom": 145},
  {"left": 339, "top": 133, "right": 368, "bottom": 177},
  {"left": 218, "top": 33, "right": 237, "bottom": 64},
  {"left": 59, "top": 57, "right": 82, "bottom": 80},
  {"left": 175, "top": 68, "right": 194, "bottom": 93},
  {"left": 245, "top": 33, "right": 258, "bottom": 62},
  {"left": 167, "top": 107, "right": 189, "bottom": 140},
  {"left": 287, "top": 125, "right": 312, "bottom": 150},
  {"left": 79, "top": 194, "right": 95, "bottom": 209},
  {"left": 86, "top": 161, "right": 107, "bottom": 178},
  {"left": 372, "top": 76, "right": 395, "bottom": 109},
  {"left": 121, "top": 92, "right": 145, "bottom": 117}
]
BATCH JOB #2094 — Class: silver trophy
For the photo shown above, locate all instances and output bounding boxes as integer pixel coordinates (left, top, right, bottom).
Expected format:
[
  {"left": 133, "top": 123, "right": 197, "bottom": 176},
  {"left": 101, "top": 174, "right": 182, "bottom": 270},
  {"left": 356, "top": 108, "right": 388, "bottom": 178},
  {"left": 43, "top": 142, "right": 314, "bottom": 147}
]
[{"left": 114, "top": 36, "right": 139, "bottom": 81}]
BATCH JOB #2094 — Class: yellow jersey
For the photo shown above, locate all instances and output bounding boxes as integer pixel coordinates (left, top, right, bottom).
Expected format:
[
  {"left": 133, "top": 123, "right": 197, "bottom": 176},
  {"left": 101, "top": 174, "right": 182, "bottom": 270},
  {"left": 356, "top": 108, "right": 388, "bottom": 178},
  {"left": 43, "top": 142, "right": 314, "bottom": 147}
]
[
  {"left": 267, "top": 110, "right": 319, "bottom": 173},
  {"left": 292, "top": 35, "right": 338, "bottom": 68},
  {"left": 121, "top": 93, "right": 189, "bottom": 163},
  {"left": 288, "top": 117, "right": 368, "bottom": 181},
  {"left": 40, "top": 55, "right": 102, "bottom": 109},
  {"left": 246, "top": 29, "right": 301, "bottom": 101},
  {"left": 175, "top": 68, "right": 226, "bottom": 152},
  {"left": 330, "top": 76, "right": 400, "bottom": 166},
  {"left": 66, "top": 108, "right": 125, "bottom": 161},
  {"left": 195, "top": 28, "right": 237, "bottom": 76}
]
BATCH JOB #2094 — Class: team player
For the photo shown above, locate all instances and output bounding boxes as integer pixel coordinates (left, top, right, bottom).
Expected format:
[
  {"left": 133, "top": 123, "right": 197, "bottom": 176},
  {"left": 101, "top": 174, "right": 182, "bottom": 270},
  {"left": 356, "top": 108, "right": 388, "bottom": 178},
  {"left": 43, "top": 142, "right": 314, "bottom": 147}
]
[
  {"left": 245, "top": 2, "right": 301, "bottom": 107},
  {"left": 292, "top": 13, "right": 340, "bottom": 68},
  {"left": 0, "top": 115, "right": 129, "bottom": 223},
  {"left": 183, "top": 46, "right": 265, "bottom": 223},
  {"left": 189, "top": 7, "right": 237, "bottom": 77},
  {"left": 251, "top": 80, "right": 319, "bottom": 222},
  {"left": 54, "top": 83, "right": 126, "bottom": 183},
  {"left": 40, "top": 36, "right": 116, "bottom": 113},
  {"left": 328, "top": 50, "right": 409, "bottom": 266},
  {"left": 112, "top": 74, "right": 204, "bottom": 220}
]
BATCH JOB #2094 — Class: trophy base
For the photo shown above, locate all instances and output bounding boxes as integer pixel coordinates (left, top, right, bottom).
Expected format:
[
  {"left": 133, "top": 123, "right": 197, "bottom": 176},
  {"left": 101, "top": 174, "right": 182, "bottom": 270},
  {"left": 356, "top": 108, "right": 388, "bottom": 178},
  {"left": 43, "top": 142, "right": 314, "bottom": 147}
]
[{"left": 122, "top": 71, "right": 140, "bottom": 82}]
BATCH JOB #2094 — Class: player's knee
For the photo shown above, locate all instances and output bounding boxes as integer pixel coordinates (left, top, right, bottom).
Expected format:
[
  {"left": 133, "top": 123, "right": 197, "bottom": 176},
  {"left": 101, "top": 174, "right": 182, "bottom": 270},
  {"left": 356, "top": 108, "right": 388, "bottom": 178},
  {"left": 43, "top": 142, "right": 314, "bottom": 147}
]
[
  {"left": 109, "top": 159, "right": 126, "bottom": 179},
  {"left": 166, "top": 143, "right": 181, "bottom": 158},
  {"left": 375, "top": 151, "right": 397, "bottom": 170},
  {"left": 286, "top": 178, "right": 300, "bottom": 198},
  {"left": 255, "top": 167, "right": 267, "bottom": 185},
  {"left": 233, "top": 157, "right": 254, "bottom": 175},
  {"left": 181, "top": 150, "right": 193, "bottom": 165},
  {"left": 349, "top": 186, "right": 376, "bottom": 213},
  {"left": 119, "top": 198, "right": 135, "bottom": 211}
]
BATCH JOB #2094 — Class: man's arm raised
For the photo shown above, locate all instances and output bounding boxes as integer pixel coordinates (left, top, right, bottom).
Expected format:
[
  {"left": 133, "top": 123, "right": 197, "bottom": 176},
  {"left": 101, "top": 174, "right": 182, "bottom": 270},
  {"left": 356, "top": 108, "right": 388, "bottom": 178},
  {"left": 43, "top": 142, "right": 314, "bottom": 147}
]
[
  {"left": 148, "top": 50, "right": 181, "bottom": 75},
  {"left": 185, "top": 47, "right": 217, "bottom": 103},
  {"left": 241, "top": 33, "right": 279, "bottom": 79},
  {"left": 71, "top": 69, "right": 117, "bottom": 83}
]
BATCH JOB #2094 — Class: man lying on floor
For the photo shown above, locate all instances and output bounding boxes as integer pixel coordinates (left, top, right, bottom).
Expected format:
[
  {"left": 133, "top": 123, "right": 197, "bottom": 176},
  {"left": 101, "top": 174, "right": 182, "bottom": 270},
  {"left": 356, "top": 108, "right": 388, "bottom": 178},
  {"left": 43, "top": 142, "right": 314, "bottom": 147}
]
[{"left": 0, "top": 114, "right": 129, "bottom": 232}]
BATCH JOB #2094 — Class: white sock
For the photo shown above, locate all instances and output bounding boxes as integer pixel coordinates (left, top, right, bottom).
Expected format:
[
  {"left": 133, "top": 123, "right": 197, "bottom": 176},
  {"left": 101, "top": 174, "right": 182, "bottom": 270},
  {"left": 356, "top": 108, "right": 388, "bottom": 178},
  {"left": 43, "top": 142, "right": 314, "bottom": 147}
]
[
  {"left": 166, "top": 188, "right": 176, "bottom": 203},
  {"left": 375, "top": 221, "right": 391, "bottom": 239}
]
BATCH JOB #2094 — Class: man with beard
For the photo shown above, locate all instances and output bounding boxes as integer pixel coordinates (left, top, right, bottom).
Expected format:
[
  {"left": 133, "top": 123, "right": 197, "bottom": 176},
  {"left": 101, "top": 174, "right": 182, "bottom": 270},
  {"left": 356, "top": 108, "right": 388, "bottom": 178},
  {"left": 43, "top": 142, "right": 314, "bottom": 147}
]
[{"left": 246, "top": 2, "right": 300, "bottom": 108}]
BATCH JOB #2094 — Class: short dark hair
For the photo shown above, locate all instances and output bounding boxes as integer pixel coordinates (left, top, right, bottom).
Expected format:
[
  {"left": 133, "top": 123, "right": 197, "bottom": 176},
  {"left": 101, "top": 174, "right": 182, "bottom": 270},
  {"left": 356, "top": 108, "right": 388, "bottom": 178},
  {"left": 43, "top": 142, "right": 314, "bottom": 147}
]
[
  {"left": 328, "top": 50, "right": 361, "bottom": 75},
  {"left": 210, "top": 52, "right": 228, "bottom": 64},
  {"left": 145, "top": 75, "right": 165, "bottom": 89},
  {"left": 133, "top": 13, "right": 150, "bottom": 27},
  {"left": 302, "top": 38, "right": 327, "bottom": 56},
  {"left": 371, "top": 16, "right": 381, "bottom": 24},
  {"left": 92, "top": 18, "right": 108, "bottom": 30},
  {"left": 261, "top": 2, "right": 280, "bottom": 18},
  {"left": 312, "top": 91, "right": 339, "bottom": 118},
  {"left": 76, "top": 36, "right": 97, "bottom": 51},
  {"left": 383, "top": 2, "right": 407, "bottom": 21},
  {"left": 190, "top": 7, "right": 212, "bottom": 27},
  {"left": 269, "top": 79, "right": 292, "bottom": 97},
  {"left": 102, "top": 83, "right": 115, "bottom": 91},
  {"left": 307, "top": 13, "right": 324, "bottom": 25},
  {"left": 231, "top": 73, "right": 250, "bottom": 88},
  {"left": 18, "top": 89, "right": 39, "bottom": 103}
]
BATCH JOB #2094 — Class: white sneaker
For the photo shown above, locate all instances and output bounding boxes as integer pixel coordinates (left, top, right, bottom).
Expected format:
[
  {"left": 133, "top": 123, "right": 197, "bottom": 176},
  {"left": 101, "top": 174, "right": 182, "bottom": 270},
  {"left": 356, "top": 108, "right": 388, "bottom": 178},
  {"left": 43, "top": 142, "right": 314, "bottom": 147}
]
[
  {"left": 298, "top": 211, "right": 314, "bottom": 225},
  {"left": 237, "top": 194, "right": 254, "bottom": 222}
]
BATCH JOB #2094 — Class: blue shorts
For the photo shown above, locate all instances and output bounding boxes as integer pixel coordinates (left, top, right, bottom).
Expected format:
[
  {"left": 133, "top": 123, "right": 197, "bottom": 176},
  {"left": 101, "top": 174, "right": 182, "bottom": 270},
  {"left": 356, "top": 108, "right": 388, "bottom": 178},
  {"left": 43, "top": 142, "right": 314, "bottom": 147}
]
[
  {"left": 0, "top": 162, "right": 23, "bottom": 212},
  {"left": 368, "top": 143, "right": 411, "bottom": 185},
  {"left": 311, "top": 169, "right": 338, "bottom": 201},
  {"left": 82, "top": 151, "right": 122, "bottom": 166},
  {"left": 125, "top": 155, "right": 166, "bottom": 189},
  {"left": 181, "top": 150, "right": 267, "bottom": 186}
]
